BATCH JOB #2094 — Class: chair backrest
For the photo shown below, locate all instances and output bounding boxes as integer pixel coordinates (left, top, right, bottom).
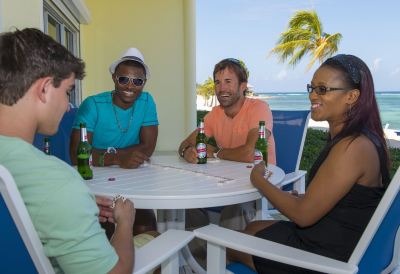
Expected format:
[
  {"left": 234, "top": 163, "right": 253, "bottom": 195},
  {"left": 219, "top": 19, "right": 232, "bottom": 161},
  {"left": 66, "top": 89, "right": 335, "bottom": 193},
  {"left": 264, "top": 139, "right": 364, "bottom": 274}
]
[
  {"left": 33, "top": 107, "right": 77, "bottom": 165},
  {"left": 0, "top": 165, "right": 54, "bottom": 274},
  {"left": 271, "top": 110, "right": 310, "bottom": 174},
  {"left": 349, "top": 167, "right": 400, "bottom": 273}
]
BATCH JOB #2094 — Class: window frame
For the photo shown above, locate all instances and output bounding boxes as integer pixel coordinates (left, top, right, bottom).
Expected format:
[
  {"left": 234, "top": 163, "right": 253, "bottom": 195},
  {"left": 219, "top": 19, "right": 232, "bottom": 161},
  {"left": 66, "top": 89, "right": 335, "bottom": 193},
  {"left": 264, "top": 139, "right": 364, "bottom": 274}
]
[{"left": 43, "top": 0, "right": 82, "bottom": 106}]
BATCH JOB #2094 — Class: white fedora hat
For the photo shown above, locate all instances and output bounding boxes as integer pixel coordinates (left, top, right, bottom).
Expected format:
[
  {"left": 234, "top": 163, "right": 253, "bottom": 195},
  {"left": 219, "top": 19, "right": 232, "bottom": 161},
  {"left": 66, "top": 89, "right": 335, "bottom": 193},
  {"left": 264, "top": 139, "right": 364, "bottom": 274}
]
[{"left": 109, "top": 47, "right": 150, "bottom": 78}]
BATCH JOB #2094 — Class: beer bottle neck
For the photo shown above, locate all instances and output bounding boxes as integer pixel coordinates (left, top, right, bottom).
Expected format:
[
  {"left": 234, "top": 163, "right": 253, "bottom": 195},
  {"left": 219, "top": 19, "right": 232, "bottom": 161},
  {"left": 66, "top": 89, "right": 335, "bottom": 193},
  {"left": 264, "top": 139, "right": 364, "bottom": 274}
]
[
  {"left": 80, "top": 127, "right": 88, "bottom": 142},
  {"left": 198, "top": 122, "right": 205, "bottom": 134},
  {"left": 44, "top": 138, "right": 50, "bottom": 154},
  {"left": 258, "top": 125, "right": 266, "bottom": 139}
]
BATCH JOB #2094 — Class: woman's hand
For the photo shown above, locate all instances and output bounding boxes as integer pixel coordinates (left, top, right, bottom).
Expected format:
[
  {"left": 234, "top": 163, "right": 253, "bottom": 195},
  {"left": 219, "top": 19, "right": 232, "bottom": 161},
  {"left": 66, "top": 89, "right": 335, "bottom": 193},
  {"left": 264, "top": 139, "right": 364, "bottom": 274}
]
[{"left": 250, "top": 161, "right": 267, "bottom": 188}]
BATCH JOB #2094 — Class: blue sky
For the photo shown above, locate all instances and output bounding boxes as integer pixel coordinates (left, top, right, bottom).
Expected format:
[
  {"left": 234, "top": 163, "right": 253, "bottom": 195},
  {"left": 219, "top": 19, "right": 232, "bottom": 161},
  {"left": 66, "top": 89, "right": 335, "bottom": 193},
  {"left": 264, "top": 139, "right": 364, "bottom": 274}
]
[{"left": 196, "top": 0, "right": 400, "bottom": 92}]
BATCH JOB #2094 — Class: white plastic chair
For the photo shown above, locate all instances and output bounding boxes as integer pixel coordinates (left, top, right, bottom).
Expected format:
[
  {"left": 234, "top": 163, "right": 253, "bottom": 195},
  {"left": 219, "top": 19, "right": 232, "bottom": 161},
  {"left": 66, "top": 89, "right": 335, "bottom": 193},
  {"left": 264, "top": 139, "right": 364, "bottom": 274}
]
[
  {"left": 195, "top": 166, "right": 400, "bottom": 273},
  {"left": 133, "top": 229, "right": 194, "bottom": 274},
  {"left": 0, "top": 165, "right": 54, "bottom": 274},
  {"left": 0, "top": 164, "right": 194, "bottom": 274}
]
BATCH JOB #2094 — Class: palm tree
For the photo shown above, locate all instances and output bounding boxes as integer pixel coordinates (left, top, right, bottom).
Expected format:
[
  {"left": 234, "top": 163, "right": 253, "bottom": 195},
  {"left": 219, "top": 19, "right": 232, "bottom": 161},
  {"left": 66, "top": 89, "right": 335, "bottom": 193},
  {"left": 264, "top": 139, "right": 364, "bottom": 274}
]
[
  {"left": 269, "top": 10, "right": 342, "bottom": 70},
  {"left": 197, "top": 77, "right": 215, "bottom": 106}
]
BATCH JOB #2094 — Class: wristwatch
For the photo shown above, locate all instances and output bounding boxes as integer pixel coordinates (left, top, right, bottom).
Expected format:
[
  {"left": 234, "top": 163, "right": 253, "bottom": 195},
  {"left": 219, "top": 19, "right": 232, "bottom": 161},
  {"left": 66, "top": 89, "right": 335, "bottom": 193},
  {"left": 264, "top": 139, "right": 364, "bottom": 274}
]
[
  {"left": 99, "top": 147, "right": 117, "bottom": 166},
  {"left": 213, "top": 147, "right": 223, "bottom": 159}
]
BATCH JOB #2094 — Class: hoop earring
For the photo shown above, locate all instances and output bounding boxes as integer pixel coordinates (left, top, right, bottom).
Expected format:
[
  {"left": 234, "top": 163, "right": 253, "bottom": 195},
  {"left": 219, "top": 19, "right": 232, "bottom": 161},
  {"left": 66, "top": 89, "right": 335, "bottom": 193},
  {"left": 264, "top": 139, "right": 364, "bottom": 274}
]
[{"left": 347, "top": 104, "right": 352, "bottom": 117}]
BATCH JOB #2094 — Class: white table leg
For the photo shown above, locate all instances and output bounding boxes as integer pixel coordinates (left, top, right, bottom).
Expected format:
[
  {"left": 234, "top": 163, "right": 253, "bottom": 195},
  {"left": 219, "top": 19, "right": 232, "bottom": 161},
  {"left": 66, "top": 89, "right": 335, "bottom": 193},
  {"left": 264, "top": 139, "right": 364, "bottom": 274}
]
[
  {"left": 156, "top": 209, "right": 167, "bottom": 233},
  {"left": 156, "top": 209, "right": 206, "bottom": 274}
]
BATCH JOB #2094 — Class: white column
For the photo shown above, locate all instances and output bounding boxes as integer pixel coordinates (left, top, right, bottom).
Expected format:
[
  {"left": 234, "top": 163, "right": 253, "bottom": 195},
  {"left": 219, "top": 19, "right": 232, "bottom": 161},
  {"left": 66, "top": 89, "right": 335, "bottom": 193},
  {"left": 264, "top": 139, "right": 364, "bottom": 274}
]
[
  {"left": 183, "top": 0, "right": 197, "bottom": 134},
  {"left": 0, "top": 0, "right": 3, "bottom": 32}
]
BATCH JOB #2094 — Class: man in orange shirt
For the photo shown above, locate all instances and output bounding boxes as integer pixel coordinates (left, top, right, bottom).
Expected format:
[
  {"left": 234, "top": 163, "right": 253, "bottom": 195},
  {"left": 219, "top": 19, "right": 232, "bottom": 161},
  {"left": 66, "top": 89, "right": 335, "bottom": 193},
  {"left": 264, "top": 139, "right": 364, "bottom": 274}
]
[
  {"left": 179, "top": 58, "right": 276, "bottom": 165},
  {"left": 179, "top": 58, "right": 276, "bottom": 230}
]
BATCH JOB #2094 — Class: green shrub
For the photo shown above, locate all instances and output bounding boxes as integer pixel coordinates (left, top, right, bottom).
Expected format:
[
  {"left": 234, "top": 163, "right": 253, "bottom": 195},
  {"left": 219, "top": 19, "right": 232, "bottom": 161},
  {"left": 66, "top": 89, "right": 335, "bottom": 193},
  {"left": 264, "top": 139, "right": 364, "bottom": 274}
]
[
  {"left": 299, "top": 128, "right": 328, "bottom": 182},
  {"left": 197, "top": 110, "right": 209, "bottom": 122},
  {"left": 390, "top": 148, "right": 400, "bottom": 179}
]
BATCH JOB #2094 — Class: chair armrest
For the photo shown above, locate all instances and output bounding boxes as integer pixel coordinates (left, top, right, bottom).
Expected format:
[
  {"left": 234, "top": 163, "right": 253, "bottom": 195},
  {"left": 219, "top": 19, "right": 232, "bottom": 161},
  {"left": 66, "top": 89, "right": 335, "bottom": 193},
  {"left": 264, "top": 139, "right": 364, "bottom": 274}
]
[
  {"left": 133, "top": 229, "right": 194, "bottom": 274},
  {"left": 276, "top": 170, "right": 306, "bottom": 192},
  {"left": 194, "top": 224, "right": 357, "bottom": 274}
]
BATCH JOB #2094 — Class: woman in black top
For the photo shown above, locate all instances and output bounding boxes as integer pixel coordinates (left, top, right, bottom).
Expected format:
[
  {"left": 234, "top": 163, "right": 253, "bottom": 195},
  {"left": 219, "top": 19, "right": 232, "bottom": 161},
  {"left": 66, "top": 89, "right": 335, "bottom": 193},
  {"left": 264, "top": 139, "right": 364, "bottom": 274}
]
[{"left": 229, "top": 54, "right": 390, "bottom": 273}]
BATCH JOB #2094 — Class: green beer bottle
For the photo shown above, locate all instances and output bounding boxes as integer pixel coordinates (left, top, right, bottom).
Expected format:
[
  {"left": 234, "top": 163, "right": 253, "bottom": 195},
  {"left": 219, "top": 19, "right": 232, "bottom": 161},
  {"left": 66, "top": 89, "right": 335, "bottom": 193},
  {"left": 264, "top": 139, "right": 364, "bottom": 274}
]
[
  {"left": 77, "top": 123, "right": 93, "bottom": 180},
  {"left": 196, "top": 118, "right": 207, "bottom": 164},
  {"left": 43, "top": 137, "right": 51, "bottom": 155},
  {"left": 254, "top": 121, "right": 268, "bottom": 166}
]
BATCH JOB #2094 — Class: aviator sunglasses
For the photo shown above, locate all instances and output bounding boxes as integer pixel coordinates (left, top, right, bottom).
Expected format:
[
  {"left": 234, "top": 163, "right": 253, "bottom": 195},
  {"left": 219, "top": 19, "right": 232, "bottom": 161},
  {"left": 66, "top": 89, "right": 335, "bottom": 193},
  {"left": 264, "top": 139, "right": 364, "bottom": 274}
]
[
  {"left": 116, "top": 76, "right": 145, "bottom": 87},
  {"left": 307, "top": 84, "right": 352, "bottom": 95}
]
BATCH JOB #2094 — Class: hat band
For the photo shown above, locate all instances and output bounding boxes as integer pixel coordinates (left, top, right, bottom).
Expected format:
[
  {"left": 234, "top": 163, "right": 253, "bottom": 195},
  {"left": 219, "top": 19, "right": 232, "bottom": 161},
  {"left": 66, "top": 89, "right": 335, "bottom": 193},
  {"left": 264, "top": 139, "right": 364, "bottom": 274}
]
[{"left": 121, "top": 56, "right": 144, "bottom": 64}]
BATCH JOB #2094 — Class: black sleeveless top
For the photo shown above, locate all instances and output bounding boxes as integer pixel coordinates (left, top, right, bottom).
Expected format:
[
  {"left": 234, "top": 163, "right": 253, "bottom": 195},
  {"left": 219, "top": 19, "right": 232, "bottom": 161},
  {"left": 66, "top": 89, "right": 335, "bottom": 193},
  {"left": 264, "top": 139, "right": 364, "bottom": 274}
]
[{"left": 253, "top": 129, "right": 389, "bottom": 273}]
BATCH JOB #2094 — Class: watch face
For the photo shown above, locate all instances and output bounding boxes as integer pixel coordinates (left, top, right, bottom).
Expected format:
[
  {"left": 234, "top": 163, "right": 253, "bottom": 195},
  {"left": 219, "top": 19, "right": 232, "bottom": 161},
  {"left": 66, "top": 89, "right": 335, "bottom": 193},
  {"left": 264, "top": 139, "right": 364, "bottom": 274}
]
[{"left": 107, "top": 147, "right": 117, "bottom": 154}]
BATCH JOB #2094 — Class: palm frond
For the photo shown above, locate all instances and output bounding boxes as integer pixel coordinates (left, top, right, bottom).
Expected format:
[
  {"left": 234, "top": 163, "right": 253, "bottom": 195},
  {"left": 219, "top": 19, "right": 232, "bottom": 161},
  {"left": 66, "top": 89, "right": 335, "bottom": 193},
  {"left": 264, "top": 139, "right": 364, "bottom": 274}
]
[
  {"left": 288, "top": 10, "right": 322, "bottom": 37},
  {"left": 288, "top": 47, "right": 309, "bottom": 67},
  {"left": 278, "top": 29, "right": 314, "bottom": 44},
  {"left": 306, "top": 38, "right": 340, "bottom": 70},
  {"left": 269, "top": 40, "right": 311, "bottom": 63}
]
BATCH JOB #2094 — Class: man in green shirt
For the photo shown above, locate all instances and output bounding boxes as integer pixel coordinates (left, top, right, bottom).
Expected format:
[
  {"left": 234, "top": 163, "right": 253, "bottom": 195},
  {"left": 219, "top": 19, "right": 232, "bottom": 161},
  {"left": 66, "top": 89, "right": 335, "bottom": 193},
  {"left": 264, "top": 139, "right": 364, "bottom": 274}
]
[{"left": 0, "top": 28, "right": 135, "bottom": 274}]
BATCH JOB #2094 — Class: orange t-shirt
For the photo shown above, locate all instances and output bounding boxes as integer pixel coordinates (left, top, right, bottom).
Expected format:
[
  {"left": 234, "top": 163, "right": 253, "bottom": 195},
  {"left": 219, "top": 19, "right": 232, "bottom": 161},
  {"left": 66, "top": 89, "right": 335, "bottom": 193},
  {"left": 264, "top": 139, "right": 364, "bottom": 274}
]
[{"left": 204, "top": 98, "right": 276, "bottom": 164}]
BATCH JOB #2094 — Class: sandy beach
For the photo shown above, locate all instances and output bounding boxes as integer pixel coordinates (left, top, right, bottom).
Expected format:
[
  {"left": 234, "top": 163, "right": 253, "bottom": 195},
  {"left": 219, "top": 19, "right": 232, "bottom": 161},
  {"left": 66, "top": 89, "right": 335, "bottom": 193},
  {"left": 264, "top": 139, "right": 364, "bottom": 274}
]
[{"left": 197, "top": 95, "right": 400, "bottom": 148}]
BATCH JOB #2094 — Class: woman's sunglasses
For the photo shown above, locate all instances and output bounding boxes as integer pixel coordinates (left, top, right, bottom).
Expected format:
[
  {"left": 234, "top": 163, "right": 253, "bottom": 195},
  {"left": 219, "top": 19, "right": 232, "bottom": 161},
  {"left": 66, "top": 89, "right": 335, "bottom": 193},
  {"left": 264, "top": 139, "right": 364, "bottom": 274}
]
[{"left": 116, "top": 76, "right": 145, "bottom": 87}]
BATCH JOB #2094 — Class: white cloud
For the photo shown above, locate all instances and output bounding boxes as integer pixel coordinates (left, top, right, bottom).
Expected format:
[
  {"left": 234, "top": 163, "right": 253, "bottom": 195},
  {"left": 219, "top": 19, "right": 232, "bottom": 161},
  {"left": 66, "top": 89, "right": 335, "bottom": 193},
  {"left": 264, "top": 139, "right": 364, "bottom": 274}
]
[
  {"left": 390, "top": 67, "right": 400, "bottom": 76},
  {"left": 276, "top": 70, "right": 288, "bottom": 80},
  {"left": 372, "top": 58, "right": 382, "bottom": 71}
]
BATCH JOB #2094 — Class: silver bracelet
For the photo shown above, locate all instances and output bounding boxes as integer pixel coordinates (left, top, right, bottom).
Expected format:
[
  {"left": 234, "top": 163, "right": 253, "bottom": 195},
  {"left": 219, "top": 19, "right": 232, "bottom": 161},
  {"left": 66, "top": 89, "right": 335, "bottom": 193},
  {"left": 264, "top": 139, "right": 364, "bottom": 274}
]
[{"left": 180, "top": 145, "right": 191, "bottom": 157}]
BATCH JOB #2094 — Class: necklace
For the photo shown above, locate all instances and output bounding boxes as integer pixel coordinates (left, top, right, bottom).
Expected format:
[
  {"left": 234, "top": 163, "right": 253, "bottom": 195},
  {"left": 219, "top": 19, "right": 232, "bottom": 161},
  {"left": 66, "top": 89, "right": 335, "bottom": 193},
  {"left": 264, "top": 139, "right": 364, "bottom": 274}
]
[{"left": 112, "top": 93, "right": 134, "bottom": 133}]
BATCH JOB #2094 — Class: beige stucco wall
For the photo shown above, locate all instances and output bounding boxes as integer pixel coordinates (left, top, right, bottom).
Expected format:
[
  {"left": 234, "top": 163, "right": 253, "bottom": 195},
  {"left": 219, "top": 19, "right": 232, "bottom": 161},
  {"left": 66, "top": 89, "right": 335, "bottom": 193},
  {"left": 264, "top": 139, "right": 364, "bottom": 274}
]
[
  {"left": 0, "top": 0, "right": 196, "bottom": 151},
  {"left": 81, "top": 0, "right": 196, "bottom": 152},
  {"left": 0, "top": 0, "right": 43, "bottom": 31}
]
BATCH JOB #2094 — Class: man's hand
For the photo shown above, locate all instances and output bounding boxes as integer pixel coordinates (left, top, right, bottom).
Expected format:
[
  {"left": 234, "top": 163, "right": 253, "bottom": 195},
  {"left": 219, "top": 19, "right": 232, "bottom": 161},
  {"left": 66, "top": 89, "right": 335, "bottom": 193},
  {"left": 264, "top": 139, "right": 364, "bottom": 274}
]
[
  {"left": 183, "top": 146, "right": 198, "bottom": 164},
  {"left": 113, "top": 197, "right": 135, "bottom": 228},
  {"left": 206, "top": 144, "right": 217, "bottom": 158},
  {"left": 96, "top": 195, "right": 114, "bottom": 223},
  {"left": 117, "top": 150, "right": 149, "bottom": 169}
]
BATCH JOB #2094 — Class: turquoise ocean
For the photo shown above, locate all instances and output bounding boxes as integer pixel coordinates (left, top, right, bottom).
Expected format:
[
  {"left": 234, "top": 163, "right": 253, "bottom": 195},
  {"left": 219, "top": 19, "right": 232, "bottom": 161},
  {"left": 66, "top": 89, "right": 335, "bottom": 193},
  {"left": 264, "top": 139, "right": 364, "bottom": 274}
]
[{"left": 259, "top": 91, "right": 400, "bottom": 129}]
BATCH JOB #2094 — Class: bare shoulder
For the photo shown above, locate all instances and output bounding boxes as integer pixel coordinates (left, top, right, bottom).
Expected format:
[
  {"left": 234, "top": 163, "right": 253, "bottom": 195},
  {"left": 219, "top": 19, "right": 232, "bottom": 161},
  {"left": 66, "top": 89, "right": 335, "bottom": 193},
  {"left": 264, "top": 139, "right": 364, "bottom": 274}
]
[
  {"left": 332, "top": 134, "right": 377, "bottom": 159},
  {"left": 329, "top": 134, "right": 380, "bottom": 186}
]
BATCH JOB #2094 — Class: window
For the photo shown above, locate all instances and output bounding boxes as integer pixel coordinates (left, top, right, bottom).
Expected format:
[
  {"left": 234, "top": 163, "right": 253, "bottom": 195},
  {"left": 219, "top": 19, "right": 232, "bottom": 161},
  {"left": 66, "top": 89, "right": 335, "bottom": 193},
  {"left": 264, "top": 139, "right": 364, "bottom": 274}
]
[{"left": 43, "top": 0, "right": 81, "bottom": 106}]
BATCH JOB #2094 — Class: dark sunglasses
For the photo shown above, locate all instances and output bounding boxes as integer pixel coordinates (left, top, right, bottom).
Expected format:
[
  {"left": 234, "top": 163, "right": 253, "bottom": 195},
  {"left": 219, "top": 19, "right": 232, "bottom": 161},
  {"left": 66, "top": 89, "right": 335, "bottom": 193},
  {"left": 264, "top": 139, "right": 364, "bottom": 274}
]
[
  {"left": 307, "top": 84, "right": 352, "bottom": 95},
  {"left": 116, "top": 76, "right": 145, "bottom": 87}
]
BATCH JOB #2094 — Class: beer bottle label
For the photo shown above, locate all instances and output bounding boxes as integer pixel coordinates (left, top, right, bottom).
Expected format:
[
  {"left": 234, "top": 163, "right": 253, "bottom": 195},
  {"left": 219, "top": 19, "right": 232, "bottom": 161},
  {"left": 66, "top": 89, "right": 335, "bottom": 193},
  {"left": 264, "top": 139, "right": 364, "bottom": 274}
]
[
  {"left": 254, "top": 149, "right": 263, "bottom": 164},
  {"left": 196, "top": 143, "right": 207, "bottom": 159}
]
